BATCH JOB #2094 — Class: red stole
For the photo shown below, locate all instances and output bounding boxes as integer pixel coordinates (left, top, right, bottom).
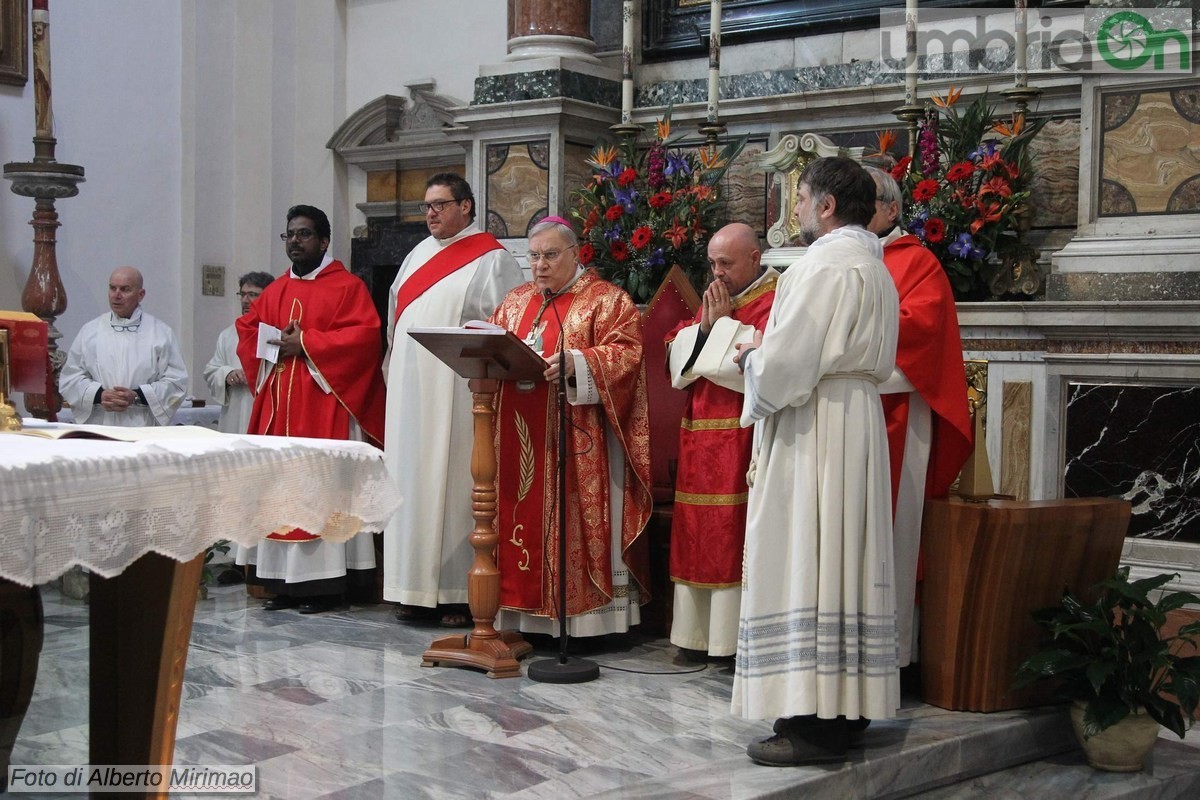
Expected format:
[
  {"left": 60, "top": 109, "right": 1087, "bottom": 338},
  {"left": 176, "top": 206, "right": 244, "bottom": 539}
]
[
  {"left": 495, "top": 291, "right": 574, "bottom": 611},
  {"left": 394, "top": 232, "right": 504, "bottom": 323}
]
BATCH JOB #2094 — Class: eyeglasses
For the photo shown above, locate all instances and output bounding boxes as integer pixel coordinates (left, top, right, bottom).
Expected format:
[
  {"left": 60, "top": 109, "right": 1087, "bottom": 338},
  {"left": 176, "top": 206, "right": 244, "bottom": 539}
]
[
  {"left": 280, "top": 229, "right": 317, "bottom": 241},
  {"left": 236, "top": 291, "right": 263, "bottom": 299},
  {"left": 419, "top": 199, "right": 462, "bottom": 214},
  {"left": 528, "top": 246, "right": 576, "bottom": 263}
]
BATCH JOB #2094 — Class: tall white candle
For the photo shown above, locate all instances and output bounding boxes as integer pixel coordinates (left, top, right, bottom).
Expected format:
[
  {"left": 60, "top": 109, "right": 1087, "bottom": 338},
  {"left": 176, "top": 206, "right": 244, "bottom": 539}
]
[
  {"left": 622, "top": 1, "right": 635, "bottom": 123},
  {"left": 905, "top": 0, "right": 918, "bottom": 108},
  {"left": 1014, "top": 0, "right": 1028, "bottom": 88},
  {"left": 707, "top": 0, "right": 721, "bottom": 124}
]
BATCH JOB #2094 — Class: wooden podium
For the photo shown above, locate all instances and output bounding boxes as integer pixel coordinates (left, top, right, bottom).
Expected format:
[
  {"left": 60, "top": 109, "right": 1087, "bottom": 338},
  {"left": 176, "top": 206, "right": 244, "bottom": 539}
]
[
  {"left": 407, "top": 326, "right": 545, "bottom": 677},
  {"left": 920, "top": 496, "right": 1131, "bottom": 711}
]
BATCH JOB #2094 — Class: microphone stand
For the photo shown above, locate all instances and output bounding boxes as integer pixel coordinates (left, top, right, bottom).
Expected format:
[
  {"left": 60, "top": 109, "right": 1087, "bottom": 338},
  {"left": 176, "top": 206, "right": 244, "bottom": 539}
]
[{"left": 527, "top": 287, "right": 599, "bottom": 684}]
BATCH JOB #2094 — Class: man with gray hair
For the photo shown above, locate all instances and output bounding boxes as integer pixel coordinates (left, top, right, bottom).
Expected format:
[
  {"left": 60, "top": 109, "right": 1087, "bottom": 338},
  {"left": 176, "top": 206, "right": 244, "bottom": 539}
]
[
  {"left": 204, "top": 270, "right": 275, "bottom": 435},
  {"left": 865, "top": 165, "right": 972, "bottom": 672},
  {"left": 60, "top": 266, "right": 188, "bottom": 426},
  {"left": 488, "top": 216, "right": 651, "bottom": 638}
]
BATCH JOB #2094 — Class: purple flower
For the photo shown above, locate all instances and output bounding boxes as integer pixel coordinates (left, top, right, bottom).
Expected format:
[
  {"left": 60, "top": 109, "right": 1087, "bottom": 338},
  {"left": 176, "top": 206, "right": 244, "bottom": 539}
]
[
  {"left": 664, "top": 152, "right": 691, "bottom": 178},
  {"left": 647, "top": 144, "right": 667, "bottom": 191},
  {"left": 970, "top": 140, "right": 999, "bottom": 163},
  {"left": 948, "top": 232, "right": 985, "bottom": 261},
  {"left": 918, "top": 110, "right": 939, "bottom": 176},
  {"left": 613, "top": 186, "right": 639, "bottom": 213},
  {"left": 647, "top": 248, "right": 666, "bottom": 267},
  {"left": 603, "top": 224, "right": 622, "bottom": 242}
]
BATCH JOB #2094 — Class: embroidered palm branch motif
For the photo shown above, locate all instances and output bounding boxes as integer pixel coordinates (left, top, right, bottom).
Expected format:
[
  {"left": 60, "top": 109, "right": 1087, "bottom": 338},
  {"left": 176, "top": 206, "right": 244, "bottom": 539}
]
[
  {"left": 516, "top": 412, "right": 534, "bottom": 502},
  {"left": 509, "top": 412, "right": 534, "bottom": 571}
]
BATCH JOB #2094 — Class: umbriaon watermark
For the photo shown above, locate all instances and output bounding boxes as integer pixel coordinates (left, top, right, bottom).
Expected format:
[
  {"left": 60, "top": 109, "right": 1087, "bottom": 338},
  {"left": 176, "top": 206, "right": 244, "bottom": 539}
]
[{"left": 879, "top": 8, "right": 1193, "bottom": 75}]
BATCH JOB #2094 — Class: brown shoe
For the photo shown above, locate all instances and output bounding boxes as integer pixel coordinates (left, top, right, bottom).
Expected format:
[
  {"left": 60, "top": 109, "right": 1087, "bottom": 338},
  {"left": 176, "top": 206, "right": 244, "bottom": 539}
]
[{"left": 746, "top": 716, "right": 848, "bottom": 767}]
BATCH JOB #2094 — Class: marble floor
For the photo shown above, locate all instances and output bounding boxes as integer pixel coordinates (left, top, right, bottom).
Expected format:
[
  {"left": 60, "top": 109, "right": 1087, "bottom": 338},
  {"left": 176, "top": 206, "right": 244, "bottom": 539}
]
[{"left": 10, "top": 584, "right": 1200, "bottom": 799}]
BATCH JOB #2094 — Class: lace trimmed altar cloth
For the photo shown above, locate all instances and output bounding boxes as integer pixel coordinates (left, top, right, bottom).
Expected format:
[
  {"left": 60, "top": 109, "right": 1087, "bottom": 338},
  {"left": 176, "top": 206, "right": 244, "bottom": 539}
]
[{"left": 0, "top": 424, "right": 401, "bottom": 586}]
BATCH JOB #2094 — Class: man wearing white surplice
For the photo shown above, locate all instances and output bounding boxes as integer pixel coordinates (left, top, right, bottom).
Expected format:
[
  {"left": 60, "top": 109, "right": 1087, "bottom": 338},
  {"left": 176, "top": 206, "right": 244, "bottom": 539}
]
[
  {"left": 203, "top": 271, "right": 275, "bottom": 434},
  {"left": 732, "top": 157, "right": 901, "bottom": 767},
  {"left": 382, "top": 173, "right": 523, "bottom": 628},
  {"left": 60, "top": 266, "right": 188, "bottom": 427}
]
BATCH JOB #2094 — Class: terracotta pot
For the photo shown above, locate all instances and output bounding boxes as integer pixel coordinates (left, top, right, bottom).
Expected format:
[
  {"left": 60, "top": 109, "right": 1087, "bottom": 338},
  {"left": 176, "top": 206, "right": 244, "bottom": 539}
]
[{"left": 1069, "top": 701, "right": 1161, "bottom": 772}]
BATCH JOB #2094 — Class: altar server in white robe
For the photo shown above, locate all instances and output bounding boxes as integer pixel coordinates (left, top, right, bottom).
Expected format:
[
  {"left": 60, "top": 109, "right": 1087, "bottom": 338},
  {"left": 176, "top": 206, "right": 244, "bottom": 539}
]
[
  {"left": 382, "top": 173, "right": 523, "bottom": 628},
  {"left": 204, "top": 271, "right": 275, "bottom": 582},
  {"left": 203, "top": 271, "right": 275, "bottom": 434},
  {"left": 732, "top": 157, "right": 900, "bottom": 767},
  {"left": 60, "top": 266, "right": 188, "bottom": 427}
]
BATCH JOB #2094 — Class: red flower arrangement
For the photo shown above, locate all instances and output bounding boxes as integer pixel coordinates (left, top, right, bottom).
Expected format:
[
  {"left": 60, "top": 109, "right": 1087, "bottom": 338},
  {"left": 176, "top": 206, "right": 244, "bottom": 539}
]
[
  {"left": 877, "top": 87, "right": 1045, "bottom": 300},
  {"left": 572, "top": 110, "right": 747, "bottom": 303}
]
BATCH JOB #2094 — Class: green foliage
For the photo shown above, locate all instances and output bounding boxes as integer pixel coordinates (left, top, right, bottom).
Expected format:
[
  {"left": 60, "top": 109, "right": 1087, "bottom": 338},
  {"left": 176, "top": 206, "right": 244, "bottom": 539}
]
[
  {"left": 571, "top": 108, "right": 747, "bottom": 303},
  {"left": 200, "top": 539, "right": 232, "bottom": 586},
  {"left": 1015, "top": 567, "right": 1200, "bottom": 739}
]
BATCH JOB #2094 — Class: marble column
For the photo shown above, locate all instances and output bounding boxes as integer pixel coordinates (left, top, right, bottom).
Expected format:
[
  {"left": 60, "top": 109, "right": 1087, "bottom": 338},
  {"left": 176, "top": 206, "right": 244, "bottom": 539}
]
[{"left": 506, "top": 0, "right": 599, "bottom": 63}]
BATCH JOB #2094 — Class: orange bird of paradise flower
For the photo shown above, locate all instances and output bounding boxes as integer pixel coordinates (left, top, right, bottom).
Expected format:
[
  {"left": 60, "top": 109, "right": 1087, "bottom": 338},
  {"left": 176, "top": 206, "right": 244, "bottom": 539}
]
[
  {"left": 872, "top": 130, "right": 898, "bottom": 157},
  {"left": 992, "top": 114, "right": 1026, "bottom": 138},
  {"left": 931, "top": 85, "right": 963, "bottom": 109},
  {"left": 656, "top": 117, "right": 671, "bottom": 141},
  {"left": 586, "top": 144, "right": 619, "bottom": 172},
  {"left": 696, "top": 146, "right": 727, "bottom": 171}
]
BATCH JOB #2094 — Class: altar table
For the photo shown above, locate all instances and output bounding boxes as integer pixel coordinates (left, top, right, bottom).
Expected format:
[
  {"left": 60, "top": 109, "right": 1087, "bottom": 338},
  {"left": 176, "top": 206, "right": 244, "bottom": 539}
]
[{"left": 0, "top": 427, "right": 400, "bottom": 793}]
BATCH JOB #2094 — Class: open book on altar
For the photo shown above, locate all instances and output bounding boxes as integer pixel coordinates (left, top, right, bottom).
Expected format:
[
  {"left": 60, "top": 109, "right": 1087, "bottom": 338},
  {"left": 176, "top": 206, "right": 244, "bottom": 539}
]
[
  {"left": 407, "top": 321, "right": 548, "bottom": 382},
  {"left": 10, "top": 420, "right": 225, "bottom": 441}
]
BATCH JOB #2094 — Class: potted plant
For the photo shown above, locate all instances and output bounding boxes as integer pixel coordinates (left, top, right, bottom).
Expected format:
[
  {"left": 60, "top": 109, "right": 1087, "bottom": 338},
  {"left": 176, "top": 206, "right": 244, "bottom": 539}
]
[
  {"left": 1015, "top": 567, "right": 1200, "bottom": 772},
  {"left": 198, "top": 539, "right": 232, "bottom": 599}
]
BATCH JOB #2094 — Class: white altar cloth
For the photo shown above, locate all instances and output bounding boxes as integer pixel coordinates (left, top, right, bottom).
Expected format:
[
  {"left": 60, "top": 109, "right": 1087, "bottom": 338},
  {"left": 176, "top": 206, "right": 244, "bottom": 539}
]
[{"left": 0, "top": 424, "right": 401, "bottom": 586}]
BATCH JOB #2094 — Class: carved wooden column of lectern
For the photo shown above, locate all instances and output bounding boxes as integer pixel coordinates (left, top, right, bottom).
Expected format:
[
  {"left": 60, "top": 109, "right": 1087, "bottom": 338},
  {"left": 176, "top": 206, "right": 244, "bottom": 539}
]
[{"left": 408, "top": 327, "right": 544, "bottom": 677}]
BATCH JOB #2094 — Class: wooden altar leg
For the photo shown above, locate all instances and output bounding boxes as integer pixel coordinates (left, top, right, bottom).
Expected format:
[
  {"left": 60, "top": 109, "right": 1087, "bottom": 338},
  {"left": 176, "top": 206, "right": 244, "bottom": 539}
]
[
  {"left": 423, "top": 378, "right": 532, "bottom": 677},
  {"left": 90, "top": 552, "right": 204, "bottom": 782},
  {"left": 0, "top": 580, "right": 44, "bottom": 792}
]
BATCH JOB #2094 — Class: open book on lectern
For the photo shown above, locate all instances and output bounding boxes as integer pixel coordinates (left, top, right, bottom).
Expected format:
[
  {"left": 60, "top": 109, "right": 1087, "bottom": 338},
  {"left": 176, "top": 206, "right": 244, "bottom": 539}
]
[{"left": 407, "top": 321, "right": 548, "bottom": 382}]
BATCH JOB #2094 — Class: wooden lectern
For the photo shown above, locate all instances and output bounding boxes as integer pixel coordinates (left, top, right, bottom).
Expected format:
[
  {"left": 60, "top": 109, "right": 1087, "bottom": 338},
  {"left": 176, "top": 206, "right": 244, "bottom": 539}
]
[
  {"left": 407, "top": 326, "right": 546, "bottom": 677},
  {"left": 920, "top": 495, "right": 1132, "bottom": 711}
]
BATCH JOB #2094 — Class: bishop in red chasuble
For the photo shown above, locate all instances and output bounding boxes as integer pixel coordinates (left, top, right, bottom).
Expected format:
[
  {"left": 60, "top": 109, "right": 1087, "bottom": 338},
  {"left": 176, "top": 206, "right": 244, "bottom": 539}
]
[{"left": 490, "top": 218, "right": 652, "bottom": 637}]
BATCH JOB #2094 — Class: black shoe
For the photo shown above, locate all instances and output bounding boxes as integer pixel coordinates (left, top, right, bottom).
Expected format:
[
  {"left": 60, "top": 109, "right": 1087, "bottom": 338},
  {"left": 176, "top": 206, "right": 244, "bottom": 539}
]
[
  {"left": 297, "top": 596, "right": 341, "bottom": 615},
  {"left": 262, "top": 595, "right": 296, "bottom": 611},
  {"left": 746, "top": 716, "right": 848, "bottom": 767},
  {"left": 844, "top": 716, "right": 871, "bottom": 747},
  {"left": 679, "top": 647, "right": 709, "bottom": 663}
]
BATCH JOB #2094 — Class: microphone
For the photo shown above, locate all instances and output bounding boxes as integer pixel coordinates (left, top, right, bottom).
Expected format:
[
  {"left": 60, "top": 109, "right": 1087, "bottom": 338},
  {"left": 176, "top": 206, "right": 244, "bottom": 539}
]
[{"left": 525, "top": 276, "right": 599, "bottom": 683}]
